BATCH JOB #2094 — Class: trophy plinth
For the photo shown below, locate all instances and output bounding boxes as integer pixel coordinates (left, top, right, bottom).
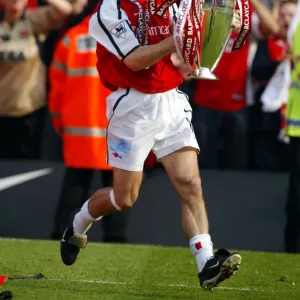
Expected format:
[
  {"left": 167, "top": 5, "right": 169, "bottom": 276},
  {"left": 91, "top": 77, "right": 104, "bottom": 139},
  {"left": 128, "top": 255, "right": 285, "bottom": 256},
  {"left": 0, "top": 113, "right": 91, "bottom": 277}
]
[{"left": 189, "top": 67, "right": 218, "bottom": 80}]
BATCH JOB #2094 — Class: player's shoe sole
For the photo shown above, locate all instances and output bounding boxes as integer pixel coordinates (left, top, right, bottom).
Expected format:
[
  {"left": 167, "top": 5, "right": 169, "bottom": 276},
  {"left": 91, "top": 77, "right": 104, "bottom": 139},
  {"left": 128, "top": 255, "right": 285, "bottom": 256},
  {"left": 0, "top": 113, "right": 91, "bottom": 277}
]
[{"left": 201, "top": 253, "right": 242, "bottom": 291}]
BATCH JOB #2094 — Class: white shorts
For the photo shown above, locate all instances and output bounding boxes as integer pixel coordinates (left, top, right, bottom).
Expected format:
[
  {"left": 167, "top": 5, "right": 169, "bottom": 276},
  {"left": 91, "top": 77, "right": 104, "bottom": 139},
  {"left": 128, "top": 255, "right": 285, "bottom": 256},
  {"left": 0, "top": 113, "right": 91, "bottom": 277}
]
[{"left": 106, "top": 88, "right": 200, "bottom": 171}]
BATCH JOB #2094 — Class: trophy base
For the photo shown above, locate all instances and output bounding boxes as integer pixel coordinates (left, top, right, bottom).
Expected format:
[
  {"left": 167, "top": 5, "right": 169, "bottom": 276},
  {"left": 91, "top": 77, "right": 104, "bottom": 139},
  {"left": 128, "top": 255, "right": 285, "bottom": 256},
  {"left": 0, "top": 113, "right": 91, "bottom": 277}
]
[{"left": 189, "top": 67, "right": 218, "bottom": 80}]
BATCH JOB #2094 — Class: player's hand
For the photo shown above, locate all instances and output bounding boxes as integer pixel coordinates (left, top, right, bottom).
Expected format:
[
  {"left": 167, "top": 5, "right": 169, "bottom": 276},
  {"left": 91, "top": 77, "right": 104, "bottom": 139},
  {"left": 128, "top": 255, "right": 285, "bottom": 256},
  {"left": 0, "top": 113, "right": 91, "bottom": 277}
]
[
  {"left": 179, "top": 63, "right": 194, "bottom": 80},
  {"left": 231, "top": 10, "right": 241, "bottom": 32},
  {"left": 171, "top": 53, "right": 194, "bottom": 81}
]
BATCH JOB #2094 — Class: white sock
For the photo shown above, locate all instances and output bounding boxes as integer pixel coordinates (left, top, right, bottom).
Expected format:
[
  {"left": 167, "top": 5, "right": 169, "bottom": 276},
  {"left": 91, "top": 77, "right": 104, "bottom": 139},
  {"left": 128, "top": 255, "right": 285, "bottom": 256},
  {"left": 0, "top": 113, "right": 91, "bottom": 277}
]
[
  {"left": 73, "top": 200, "right": 102, "bottom": 235},
  {"left": 190, "top": 234, "right": 214, "bottom": 273}
]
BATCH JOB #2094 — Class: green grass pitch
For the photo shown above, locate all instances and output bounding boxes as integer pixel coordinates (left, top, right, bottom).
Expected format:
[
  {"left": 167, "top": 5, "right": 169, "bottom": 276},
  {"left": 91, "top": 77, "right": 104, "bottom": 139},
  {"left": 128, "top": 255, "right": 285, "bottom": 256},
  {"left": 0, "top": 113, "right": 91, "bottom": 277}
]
[{"left": 1, "top": 238, "right": 300, "bottom": 300}]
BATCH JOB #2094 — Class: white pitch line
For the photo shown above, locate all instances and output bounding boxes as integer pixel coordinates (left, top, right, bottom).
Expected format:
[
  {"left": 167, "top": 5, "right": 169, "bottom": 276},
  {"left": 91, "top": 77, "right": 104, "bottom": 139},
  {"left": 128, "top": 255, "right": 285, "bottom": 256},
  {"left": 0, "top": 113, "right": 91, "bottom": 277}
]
[{"left": 49, "top": 278, "right": 273, "bottom": 293}]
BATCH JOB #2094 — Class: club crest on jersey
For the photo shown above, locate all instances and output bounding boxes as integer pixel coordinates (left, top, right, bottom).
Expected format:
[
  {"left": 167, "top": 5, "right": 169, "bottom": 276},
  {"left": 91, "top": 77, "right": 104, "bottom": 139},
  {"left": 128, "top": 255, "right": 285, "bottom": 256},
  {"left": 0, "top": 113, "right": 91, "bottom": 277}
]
[{"left": 111, "top": 21, "right": 127, "bottom": 39}]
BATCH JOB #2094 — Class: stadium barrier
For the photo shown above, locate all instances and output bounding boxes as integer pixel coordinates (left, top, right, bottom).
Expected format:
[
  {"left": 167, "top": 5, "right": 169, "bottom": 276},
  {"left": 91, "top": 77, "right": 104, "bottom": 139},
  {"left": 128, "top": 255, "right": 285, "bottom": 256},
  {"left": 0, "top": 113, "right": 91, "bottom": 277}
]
[{"left": 0, "top": 160, "right": 288, "bottom": 252}]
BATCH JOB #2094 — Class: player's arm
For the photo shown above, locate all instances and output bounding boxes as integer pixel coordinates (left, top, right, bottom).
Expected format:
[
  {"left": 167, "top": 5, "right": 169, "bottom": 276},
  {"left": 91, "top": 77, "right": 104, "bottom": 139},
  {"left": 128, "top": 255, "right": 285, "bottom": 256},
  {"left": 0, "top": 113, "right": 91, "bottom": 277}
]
[
  {"left": 126, "top": 8, "right": 242, "bottom": 72},
  {"left": 123, "top": 37, "right": 175, "bottom": 71},
  {"left": 251, "top": 0, "right": 280, "bottom": 36}
]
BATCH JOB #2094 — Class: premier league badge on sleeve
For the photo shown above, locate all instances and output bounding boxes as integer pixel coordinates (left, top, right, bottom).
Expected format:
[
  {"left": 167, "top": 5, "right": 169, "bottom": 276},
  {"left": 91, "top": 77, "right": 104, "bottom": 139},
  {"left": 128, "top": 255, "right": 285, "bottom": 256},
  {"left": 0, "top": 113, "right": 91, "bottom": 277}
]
[{"left": 110, "top": 21, "right": 127, "bottom": 39}]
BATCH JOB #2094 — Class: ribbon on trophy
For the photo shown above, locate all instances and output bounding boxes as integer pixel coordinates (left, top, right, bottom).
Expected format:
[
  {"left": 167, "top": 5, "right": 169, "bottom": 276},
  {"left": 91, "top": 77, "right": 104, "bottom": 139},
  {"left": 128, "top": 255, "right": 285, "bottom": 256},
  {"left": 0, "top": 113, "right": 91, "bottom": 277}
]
[
  {"left": 155, "top": 0, "right": 203, "bottom": 67},
  {"left": 173, "top": 0, "right": 202, "bottom": 66},
  {"left": 155, "top": 0, "right": 178, "bottom": 16},
  {"left": 231, "top": 0, "right": 251, "bottom": 51}
]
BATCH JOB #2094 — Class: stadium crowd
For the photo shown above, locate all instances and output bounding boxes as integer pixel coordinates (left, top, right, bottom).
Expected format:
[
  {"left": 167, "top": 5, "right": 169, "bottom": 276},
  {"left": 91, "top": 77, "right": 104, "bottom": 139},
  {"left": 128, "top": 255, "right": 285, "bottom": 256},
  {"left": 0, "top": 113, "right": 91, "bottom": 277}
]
[
  {"left": 0, "top": 0, "right": 295, "bottom": 172},
  {"left": 1, "top": 0, "right": 300, "bottom": 253}
]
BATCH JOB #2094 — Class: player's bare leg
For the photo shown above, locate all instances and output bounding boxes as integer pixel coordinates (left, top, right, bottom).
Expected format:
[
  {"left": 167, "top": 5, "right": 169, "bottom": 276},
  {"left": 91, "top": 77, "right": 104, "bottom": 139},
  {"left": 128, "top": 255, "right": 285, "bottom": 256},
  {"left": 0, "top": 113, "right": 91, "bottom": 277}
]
[
  {"left": 161, "top": 148, "right": 209, "bottom": 237},
  {"left": 160, "top": 147, "right": 241, "bottom": 290},
  {"left": 60, "top": 168, "right": 143, "bottom": 266}
]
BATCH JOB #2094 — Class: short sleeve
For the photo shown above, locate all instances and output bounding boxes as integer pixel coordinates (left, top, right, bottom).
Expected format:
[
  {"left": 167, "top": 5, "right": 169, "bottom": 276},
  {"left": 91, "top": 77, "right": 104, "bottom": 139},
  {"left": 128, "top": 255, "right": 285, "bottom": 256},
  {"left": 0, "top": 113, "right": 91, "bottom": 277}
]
[{"left": 89, "top": 3, "right": 140, "bottom": 60}]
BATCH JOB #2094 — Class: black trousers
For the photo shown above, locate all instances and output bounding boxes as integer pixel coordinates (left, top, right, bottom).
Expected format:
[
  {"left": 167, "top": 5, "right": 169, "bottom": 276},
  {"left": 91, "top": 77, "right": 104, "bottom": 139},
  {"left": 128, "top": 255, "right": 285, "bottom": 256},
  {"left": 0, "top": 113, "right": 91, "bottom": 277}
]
[
  {"left": 0, "top": 107, "right": 46, "bottom": 160},
  {"left": 192, "top": 106, "right": 248, "bottom": 169},
  {"left": 285, "top": 137, "right": 300, "bottom": 252},
  {"left": 52, "top": 168, "right": 129, "bottom": 243}
]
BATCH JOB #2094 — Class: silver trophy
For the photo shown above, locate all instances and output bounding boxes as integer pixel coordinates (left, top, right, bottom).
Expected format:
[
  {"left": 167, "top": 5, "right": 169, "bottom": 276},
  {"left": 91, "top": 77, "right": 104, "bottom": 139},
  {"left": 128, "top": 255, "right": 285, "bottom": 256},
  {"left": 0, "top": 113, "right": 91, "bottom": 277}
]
[
  {"left": 175, "top": 0, "right": 235, "bottom": 80},
  {"left": 192, "top": 0, "right": 234, "bottom": 79}
]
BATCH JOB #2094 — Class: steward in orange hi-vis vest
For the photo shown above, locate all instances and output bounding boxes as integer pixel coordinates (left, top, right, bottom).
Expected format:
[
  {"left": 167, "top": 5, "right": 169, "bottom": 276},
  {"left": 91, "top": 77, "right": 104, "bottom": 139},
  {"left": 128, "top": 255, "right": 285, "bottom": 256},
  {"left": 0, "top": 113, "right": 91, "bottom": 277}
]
[{"left": 49, "top": 15, "right": 112, "bottom": 170}]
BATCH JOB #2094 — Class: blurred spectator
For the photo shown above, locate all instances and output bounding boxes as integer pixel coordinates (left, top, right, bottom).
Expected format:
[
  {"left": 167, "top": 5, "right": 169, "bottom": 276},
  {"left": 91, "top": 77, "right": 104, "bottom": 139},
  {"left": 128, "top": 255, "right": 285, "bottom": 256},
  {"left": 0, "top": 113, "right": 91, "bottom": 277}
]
[
  {"left": 250, "top": 0, "right": 297, "bottom": 171},
  {"left": 39, "top": 0, "right": 98, "bottom": 67},
  {"left": 284, "top": 0, "right": 300, "bottom": 253},
  {"left": 0, "top": 0, "right": 86, "bottom": 160},
  {"left": 192, "top": 0, "right": 279, "bottom": 170},
  {"left": 39, "top": 0, "right": 99, "bottom": 161},
  {"left": 48, "top": 14, "right": 129, "bottom": 242}
]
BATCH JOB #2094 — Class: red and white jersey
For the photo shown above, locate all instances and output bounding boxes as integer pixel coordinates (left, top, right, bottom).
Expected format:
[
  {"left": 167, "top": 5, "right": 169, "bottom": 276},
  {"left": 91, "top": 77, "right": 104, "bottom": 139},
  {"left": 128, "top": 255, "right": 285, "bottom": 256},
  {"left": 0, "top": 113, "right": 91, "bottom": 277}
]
[
  {"left": 89, "top": 0, "right": 183, "bottom": 93},
  {"left": 194, "top": 10, "right": 263, "bottom": 111}
]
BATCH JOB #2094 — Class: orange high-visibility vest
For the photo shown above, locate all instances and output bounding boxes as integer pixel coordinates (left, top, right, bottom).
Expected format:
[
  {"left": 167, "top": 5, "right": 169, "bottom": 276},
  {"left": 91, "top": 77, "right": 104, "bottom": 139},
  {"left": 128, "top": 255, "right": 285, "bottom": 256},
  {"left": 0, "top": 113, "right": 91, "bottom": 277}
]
[{"left": 49, "top": 16, "right": 112, "bottom": 170}]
